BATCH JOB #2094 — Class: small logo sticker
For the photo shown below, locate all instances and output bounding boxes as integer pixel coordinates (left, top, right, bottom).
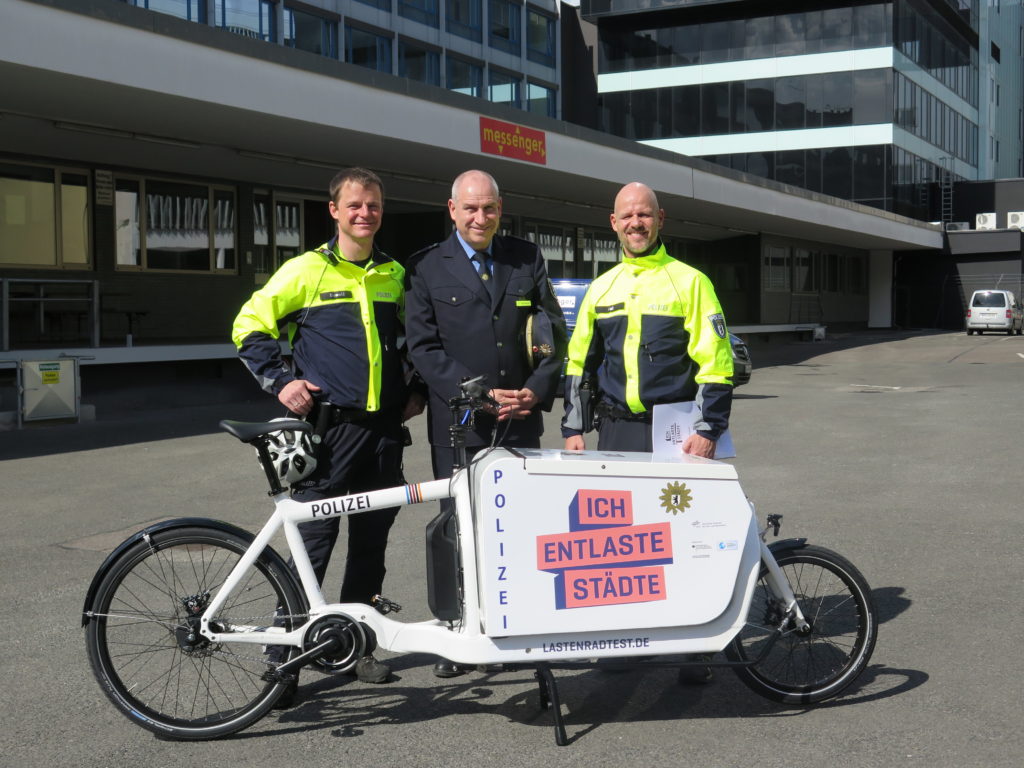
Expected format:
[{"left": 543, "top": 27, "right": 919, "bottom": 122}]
[
  {"left": 660, "top": 481, "right": 692, "bottom": 516},
  {"left": 709, "top": 313, "right": 727, "bottom": 339}
]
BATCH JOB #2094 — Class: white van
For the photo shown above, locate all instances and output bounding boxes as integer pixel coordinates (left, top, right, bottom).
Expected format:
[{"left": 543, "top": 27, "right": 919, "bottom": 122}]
[{"left": 965, "top": 290, "right": 1023, "bottom": 335}]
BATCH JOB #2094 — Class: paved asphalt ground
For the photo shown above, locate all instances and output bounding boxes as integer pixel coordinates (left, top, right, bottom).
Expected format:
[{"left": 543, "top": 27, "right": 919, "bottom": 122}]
[{"left": 1, "top": 330, "right": 1021, "bottom": 768}]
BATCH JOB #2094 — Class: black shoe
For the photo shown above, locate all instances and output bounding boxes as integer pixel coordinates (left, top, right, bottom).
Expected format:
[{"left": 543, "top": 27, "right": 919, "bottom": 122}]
[
  {"left": 272, "top": 680, "right": 299, "bottom": 710},
  {"left": 352, "top": 654, "right": 391, "bottom": 684},
  {"left": 677, "top": 654, "right": 714, "bottom": 685},
  {"left": 433, "top": 659, "right": 469, "bottom": 678}
]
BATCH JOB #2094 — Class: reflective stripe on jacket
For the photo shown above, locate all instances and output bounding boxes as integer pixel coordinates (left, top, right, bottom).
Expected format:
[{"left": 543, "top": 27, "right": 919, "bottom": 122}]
[
  {"left": 231, "top": 241, "right": 406, "bottom": 412},
  {"left": 562, "top": 244, "right": 733, "bottom": 439}
]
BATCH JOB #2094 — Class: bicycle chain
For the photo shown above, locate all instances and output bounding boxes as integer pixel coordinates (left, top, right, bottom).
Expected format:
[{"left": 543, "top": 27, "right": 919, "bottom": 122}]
[{"left": 187, "top": 612, "right": 314, "bottom": 668}]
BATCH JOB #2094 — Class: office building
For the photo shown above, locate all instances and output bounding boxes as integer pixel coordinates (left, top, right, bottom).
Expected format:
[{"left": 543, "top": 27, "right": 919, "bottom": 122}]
[
  {"left": 1, "top": 0, "right": 945, "bottom": 422},
  {"left": 581, "top": 1, "right": 1024, "bottom": 222}
]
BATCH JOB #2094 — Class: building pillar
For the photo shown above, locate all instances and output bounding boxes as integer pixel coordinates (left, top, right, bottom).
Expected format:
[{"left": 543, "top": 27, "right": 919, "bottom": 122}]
[{"left": 868, "top": 249, "right": 893, "bottom": 328}]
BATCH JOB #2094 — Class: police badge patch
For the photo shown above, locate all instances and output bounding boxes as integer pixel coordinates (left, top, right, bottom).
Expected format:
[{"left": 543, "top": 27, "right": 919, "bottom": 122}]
[{"left": 709, "top": 313, "right": 727, "bottom": 339}]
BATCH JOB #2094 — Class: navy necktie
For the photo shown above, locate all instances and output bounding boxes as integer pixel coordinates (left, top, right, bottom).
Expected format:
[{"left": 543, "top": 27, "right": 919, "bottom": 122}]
[{"left": 472, "top": 252, "right": 492, "bottom": 296}]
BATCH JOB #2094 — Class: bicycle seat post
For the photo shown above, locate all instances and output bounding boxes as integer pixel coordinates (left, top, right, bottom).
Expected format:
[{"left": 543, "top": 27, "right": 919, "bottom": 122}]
[
  {"left": 448, "top": 397, "right": 472, "bottom": 473},
  {"left": 253, "top": 437, "right": 287, "bottom": 497}
]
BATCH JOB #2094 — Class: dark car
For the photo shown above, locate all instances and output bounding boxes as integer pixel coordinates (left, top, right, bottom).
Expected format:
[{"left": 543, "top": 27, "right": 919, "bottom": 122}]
[{"left": 730, "top": 333, "right": 752, "bottom": 387}]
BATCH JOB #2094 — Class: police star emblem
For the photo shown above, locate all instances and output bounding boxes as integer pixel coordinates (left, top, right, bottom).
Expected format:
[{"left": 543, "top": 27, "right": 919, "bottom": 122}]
[{"left": 660, "top": 481, "right": 692, "bottom": 515}]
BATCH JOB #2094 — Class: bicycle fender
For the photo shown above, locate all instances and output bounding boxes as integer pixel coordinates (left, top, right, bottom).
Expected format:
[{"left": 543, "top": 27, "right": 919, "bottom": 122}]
[
  {"left": 81, "top": 517, "right": 291, "bottom": 627},
  {"left": 767, "top": 537, "right": 808, "bottom": 557}
]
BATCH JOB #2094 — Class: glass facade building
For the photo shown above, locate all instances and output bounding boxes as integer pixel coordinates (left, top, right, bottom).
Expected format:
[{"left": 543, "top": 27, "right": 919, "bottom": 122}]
[
  {"left": 120, "top": 0, "right": 561, "bottom": 119},
  {"left": 583, "top": 0, "right": 1002, "bottom": 220}
]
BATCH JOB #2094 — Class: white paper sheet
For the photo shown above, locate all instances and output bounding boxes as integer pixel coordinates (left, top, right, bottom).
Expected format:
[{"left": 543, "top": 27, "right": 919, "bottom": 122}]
[{"left": 652, "top": 402, "right": 735, "bottom": 460}]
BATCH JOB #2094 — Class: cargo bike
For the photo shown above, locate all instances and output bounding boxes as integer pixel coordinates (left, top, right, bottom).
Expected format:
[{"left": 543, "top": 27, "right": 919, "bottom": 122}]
[{"left": 82, "top": 379, "right": 877, "bottom": 745}]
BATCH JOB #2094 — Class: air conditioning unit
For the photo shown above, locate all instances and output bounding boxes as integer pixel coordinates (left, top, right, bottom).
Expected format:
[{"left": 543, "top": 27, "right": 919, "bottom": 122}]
[
  {"left": 976, "top": 212, "right": 997, "bottom": 230},
  {"left": 1008, "top": 211, "right": 1024, "bottom": 229},
  {"left": 945, "top": 222, "right": 971, "bottom": 231}
]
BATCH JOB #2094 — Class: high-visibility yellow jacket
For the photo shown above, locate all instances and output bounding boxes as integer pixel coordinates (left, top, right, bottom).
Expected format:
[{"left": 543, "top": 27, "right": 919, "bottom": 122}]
[
  {"left": 232, "top": 237, "right": 407, "bottom": 413},
  {"left": 561, "top": 243, "right": 733, "bottom": 439}
]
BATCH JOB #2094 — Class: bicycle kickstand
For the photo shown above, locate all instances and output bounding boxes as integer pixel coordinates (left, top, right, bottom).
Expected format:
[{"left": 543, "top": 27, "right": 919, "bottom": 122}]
[{"left": 533, "top": 664, "right": 568, "bottom": 747}]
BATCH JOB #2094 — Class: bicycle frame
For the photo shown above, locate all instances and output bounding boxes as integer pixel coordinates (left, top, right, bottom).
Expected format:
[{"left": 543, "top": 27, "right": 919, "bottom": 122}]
[{"left": 199, "top": 447, "right": 809, "bottom": 665}]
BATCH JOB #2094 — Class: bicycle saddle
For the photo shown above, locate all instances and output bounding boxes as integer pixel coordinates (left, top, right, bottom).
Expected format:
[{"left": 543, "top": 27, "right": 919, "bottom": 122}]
[{"left": 219, "top": 418, "right": 312, "bottom": 443}]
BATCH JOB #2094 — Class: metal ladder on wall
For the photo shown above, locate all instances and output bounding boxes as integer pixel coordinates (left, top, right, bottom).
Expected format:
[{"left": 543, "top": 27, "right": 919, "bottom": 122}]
[{"left": 939, "top": 157, "right": 954, "bottom": 225}]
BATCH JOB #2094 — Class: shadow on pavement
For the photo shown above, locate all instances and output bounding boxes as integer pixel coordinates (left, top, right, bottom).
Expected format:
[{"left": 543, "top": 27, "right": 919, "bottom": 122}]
[
  {"left": 740, "top": 328, "right": 950, "bottom": 369},
  {"left": 0, "top": 399, "right": 279, "bottom": 461},
  {"left": 232, "top": 655, "right": 926, "bottom": 747}
]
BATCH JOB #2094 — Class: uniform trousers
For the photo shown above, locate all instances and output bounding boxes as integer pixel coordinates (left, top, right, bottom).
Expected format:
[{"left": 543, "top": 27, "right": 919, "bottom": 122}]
[
  {"left": 290, "top": 414, "right": 404, "bottom": 604},
  {"left": 596, "top": 415, "right": 654, "bottom": 452}
]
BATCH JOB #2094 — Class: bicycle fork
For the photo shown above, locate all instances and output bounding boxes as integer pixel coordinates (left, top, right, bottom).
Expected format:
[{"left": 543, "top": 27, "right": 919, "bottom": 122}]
[
  {"left": 761, "top": 536, "right": 806, "bottom": 638},
  {"left": 758, "top": 517, "right": 811, "bottom": 634}
]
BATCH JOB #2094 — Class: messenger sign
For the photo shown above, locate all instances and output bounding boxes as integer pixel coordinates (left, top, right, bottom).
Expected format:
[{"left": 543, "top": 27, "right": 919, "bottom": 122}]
[{"left": 479, "top": 117, "right": 547, "bottom": 165}]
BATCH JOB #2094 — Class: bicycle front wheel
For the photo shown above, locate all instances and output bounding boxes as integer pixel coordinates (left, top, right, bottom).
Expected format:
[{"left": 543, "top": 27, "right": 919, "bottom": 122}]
[
  {"left": 84, "top": 526, "right": 304, "bottom": 739},
  {"left": 726, "top": 544, "right": 877, "bottom": 704}
]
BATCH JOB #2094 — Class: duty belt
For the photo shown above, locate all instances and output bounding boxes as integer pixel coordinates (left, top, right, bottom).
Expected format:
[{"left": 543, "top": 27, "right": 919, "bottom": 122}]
[
  {"left": 595, "top": 400, "right": 652, "bottom": 423},
  {"left": 324, "top": 404, "right": 377, "bottom": 425}
]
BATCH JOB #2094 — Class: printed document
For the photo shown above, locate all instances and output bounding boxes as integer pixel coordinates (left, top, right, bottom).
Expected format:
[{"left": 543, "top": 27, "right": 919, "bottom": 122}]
[{"left": 652, "top": 402, "right": 735, "bottom": 460}]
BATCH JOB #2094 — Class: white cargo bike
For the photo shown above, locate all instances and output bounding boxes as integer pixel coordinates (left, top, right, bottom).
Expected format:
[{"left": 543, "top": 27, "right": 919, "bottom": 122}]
[{"left": 83, "top": 378, "right": 877, "bottom": 745}]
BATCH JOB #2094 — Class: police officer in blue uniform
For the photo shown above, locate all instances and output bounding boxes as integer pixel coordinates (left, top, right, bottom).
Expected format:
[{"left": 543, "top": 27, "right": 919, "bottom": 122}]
[{"left": 404, "top": 169, "right": 567, "bottom": 677}]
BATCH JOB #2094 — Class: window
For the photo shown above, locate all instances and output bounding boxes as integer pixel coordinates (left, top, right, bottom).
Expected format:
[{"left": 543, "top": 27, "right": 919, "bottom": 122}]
[
  {"left": 214, "top": 0, "right": 274, "bottom": 41},
  {"left": 745, "top": 79, "right": 775, "bottom": 132},
  {"left": 822, "top": 72, "right": 853, "bottom": 127},
  {"left": 121, "top": 0, "right": 206, "bottom": 22},
  {"left": 763, "top": 245, "right": 791, "bottom": 292},
  {"left": 701, "top": 83, "right": 729, "bottom": 135},
  {"left": 820, "top": 6, "right": 853, "bottom": 52},
  {"left": 775, "top": 13, "right": 806, "bottom": 57},
  {"left": 446, "top": 0, "right": 482, "bottom": 42},
  {"left": 114, "top": 176, "right": 236, "bottom": 272},
  {"left": 853, "top": 70, "right": 890, "bottom": 125},
  {"left": 399, "top": 0, "right": 439, "bottom": 28},
  {"left": 775, "top": 150, "right": 805, "bottom": 188},
  {"left": 701, "top": 19, "right": 738, "bottom": 64},
  {"left": 822, "top": 147, "right": 853, "bottom": 199},
  {"left": 253, "top": 193, "right": 302, "bottom": 277},
  {"left": 525, "top": 224, "right": 571, "bottom": 278},
  {"left": 489, "top": 68, "right": 522, "bottom": 109},
  {"left": 775, "top": 76, "right": 806, "bottom": 131},
  {"left": 792, "top": 248, "right": 817, "bottom": 293},
  {"left": 527, "top": 81, "right": 556, "bottom": 118},
  {"left": 447, "top": 55, "right": 483, "bottom": 98},
  {"left": 284, "top": 6, "right": 338, "bottom": 58},
  {"left": 526, "top": 8, "right": 556, "bottom": 66},
  {"left": 353, "top": 0, "right": 391, "bottom": 9},
  {"left": 489, "top": 0, "right": 522, "bottom": 55},
  {"left": 0, "top": 164, "right": 90, "bottom": 268},
  {"left": 399, "top": 41, "right": 441, "bottom": 86},
  {"left": 346, "top": 25, "right": 393, "bottom": 73}
]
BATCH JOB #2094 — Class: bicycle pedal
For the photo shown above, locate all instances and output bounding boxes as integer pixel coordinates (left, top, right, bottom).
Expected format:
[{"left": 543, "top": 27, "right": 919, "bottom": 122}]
[
  {"left": 261, "top": 669, "right": 298, "bottom": 684},
  {"left": 371, "top": 594, "right": 402, "bottom": 615}
]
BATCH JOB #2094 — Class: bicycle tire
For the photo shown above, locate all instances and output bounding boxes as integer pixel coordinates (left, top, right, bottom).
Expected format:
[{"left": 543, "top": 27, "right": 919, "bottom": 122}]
[
  {"left": 726, "top": 543, "right": 877, "bottom": 704},
  {"left": 84, "top": 525, "right": 304, "bottom": 739}
]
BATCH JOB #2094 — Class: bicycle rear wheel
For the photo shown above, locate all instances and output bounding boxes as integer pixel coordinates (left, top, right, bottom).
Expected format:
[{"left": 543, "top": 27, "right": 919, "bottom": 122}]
[
  {"left": 726, "top": 544, "right": 877, "bottom": 704},
  {"left": 84, "top": 526, "right": 304, "bottom": 739}
]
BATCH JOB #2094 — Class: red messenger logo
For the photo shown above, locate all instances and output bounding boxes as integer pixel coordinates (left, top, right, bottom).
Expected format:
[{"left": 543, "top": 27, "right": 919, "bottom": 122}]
[{"left": 479, "top": 117, "right": 547, "bottom": 165}]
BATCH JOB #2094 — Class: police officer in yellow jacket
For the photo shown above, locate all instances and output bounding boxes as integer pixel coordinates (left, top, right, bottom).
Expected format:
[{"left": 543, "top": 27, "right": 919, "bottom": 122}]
[
  {"left": 232, "top": 168, "right": 423, "bottom": 693},
  {"left": 562, "top": 182, "right": 733, "bottom": 458}
]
